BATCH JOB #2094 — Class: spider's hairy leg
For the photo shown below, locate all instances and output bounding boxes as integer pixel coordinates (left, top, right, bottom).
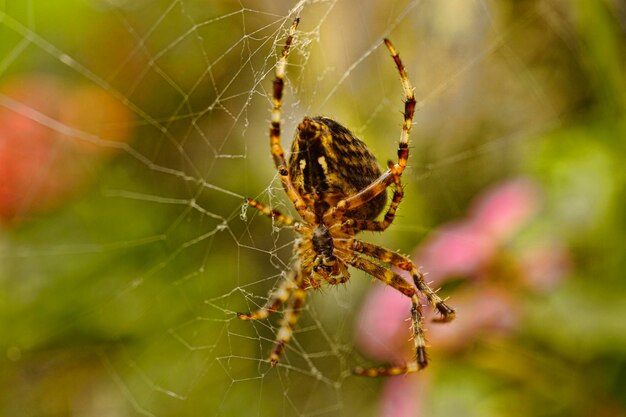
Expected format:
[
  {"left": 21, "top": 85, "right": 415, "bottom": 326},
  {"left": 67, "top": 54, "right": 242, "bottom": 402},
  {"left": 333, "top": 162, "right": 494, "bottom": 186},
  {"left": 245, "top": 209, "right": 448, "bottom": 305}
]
[
  {"left": 413, "top": 268, "right": 456, "bottom": 322},
  {"left": 346, "top": 256, "right": 428, "bottom": 375},
  {"left": 270, "top": 18, "right": 316, "bottom": 224},
  {"left": 353, "top": 294, "right": 426, "bottom": 377},
  {"left": 350, "top": 161, "right": 404, "bottom": 232},
  {"left": 245, "top": 198, "right": 298, "bottom": 227},
  {"left": 237, "top": 269, "right": 298, "bottom": 321},
  {"left": 353, "top": 240, "right": 456, "bottom": 322},
  {"left": 270, "top": 18, "right": 297, "bottom": 172},
  {"left": 269, "top": 288, "right": 307, "bottom": 366},
  {"left": 328, "top": 170, "right": 395, "bottom": 218},
  {"left": 329, "top": 39, "right": 415, "bottom": 218},
  {"left": 383, "top": 38, "right": 415, "bottom": 174}
]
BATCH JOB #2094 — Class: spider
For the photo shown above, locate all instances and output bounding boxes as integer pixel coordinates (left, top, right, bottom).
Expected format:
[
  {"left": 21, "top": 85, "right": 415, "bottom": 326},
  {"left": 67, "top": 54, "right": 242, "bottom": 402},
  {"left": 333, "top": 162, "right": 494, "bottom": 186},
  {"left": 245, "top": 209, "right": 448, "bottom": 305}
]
[{"left": 238, "top": 18, "right": 455, "bottom": 377}]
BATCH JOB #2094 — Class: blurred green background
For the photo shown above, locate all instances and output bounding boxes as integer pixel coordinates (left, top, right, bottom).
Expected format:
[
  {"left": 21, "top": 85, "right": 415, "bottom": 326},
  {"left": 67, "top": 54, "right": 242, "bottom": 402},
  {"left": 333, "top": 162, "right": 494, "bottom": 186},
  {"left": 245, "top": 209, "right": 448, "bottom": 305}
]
[{"left": 1, "top": 0, "right": 625, "bottom": 416}]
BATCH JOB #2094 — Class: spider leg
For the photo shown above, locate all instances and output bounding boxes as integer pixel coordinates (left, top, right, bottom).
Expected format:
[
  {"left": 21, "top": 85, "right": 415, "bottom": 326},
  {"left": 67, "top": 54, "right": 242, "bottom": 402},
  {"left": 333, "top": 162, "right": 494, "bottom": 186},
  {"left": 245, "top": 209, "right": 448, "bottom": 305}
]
[
  {"left": 349, "top": 161, "right": 404, "bottom": 232},
  {"left": 270, "top": 18, "right": 316, "bottom": 225},
  {"left": 327, "top": 39, "right": 415, "bottom": 218},
  {"left": 237, "top": 269, "right": 298, "bottom": 321},
  {"left": 269, "top": 287, "right": 307, "bottom": 366},
  {"left": 238, "top": 261, "right": 309, "bottom": 366},
  {"left": 353, "top": 240, "right": 456, "bottom": 322},
  {"left": 326, "top": 261, "right": 351, "bottom": 285},
  {"left": 328, "top": 168, "right": 396, "bottom": 217},
  {"left": 345, "top": 255, "right": 428, "bottom": 375},
  {"left": 384, "top": 38, "right": 416, "bottom": 175},
  {"left": 245, "top": 198, "right": 298, "bottom": 227}
]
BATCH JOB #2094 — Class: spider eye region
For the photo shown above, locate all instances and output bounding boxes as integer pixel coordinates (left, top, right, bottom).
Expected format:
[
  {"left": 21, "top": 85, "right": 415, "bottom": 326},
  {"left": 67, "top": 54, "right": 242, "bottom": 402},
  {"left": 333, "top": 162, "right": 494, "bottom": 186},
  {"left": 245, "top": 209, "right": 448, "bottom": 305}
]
[{"left": 288, "top": 116, "right": 387, "bottom": 220}]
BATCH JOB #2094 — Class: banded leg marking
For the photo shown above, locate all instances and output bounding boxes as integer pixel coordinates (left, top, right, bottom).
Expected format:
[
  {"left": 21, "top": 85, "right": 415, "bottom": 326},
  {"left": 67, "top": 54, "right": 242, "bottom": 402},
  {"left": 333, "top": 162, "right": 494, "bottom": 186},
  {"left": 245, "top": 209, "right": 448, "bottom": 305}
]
[
  {"left": 237, "top": 274, "right": 297, "bottom": 321},
  {"left": 270, "top": 18, "right": 315, "bottom": 224},
  {"left": 269, "top": 288, "right": 306, "bottom": 366},
  {"left": 352, "top": 240, "right": 455, "bottom": 322},
  {"left": 347, "top": 256, "right": 429, "bottom": 375},
  {"left": 329, "top": 38, "right": 415, "bottom": 219},
  {"left": 349, "top": 161, "right": 404, "bottom": 232},
  {"left": 245, "top": 198, "right": 297, "bottom": 227}
]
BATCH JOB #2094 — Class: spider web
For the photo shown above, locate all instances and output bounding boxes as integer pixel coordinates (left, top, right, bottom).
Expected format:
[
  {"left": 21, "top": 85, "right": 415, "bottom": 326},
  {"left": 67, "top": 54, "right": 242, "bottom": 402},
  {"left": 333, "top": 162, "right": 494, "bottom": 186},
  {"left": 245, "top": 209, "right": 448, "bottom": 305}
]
[{"left": 0, "top": 0, "right": 567, "bottom": 416}]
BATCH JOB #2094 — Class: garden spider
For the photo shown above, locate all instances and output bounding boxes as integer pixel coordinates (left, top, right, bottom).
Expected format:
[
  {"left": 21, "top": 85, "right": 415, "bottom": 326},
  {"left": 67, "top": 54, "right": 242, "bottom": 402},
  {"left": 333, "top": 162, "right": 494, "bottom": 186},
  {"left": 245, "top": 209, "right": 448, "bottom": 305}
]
[{"left": 238, "top": 18, "right": 455, "bottom": 376}]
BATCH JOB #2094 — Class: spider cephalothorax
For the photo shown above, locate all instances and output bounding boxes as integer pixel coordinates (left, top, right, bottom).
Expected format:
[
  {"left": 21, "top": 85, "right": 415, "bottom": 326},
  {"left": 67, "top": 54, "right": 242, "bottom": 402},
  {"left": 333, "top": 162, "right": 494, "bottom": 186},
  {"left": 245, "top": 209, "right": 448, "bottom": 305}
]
[{"left": 239, "top": 18, "right": 455, "bottom": 376}]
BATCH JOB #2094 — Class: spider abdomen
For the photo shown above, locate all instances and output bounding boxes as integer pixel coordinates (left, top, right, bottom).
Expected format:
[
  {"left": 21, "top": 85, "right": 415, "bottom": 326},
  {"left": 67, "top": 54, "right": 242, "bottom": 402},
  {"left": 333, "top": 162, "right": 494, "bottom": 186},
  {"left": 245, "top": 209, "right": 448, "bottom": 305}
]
[{"left": 288, "top": 116, "right": 386, "bottom": 220}]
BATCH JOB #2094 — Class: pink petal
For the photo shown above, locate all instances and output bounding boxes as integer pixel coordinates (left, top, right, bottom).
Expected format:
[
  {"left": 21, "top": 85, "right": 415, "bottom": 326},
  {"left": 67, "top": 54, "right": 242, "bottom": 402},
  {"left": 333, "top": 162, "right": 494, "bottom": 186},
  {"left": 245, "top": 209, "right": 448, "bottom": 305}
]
[
  {"left": 379, "top": 374, "right": 428, "bottom": 417},
  {"left": 426, "top": 285, "right": 518, "bottom": 351},
  {"left": 470, "top": 178, "right": 541, "bottom": 243},
  {"left": 518, "top": 240, "right": 571, "bottom": 292},
  {"left": 355, "top": 283, "right": 412, "bottom": 362},
  {"left": 416, "top": 221, "right": 496, "bottom": 285}
]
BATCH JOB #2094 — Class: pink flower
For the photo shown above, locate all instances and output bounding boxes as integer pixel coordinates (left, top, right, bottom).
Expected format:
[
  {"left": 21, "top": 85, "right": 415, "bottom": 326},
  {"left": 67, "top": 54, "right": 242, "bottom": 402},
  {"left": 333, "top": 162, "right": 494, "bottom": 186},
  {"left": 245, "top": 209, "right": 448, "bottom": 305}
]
[
  {"left": 355, "top": 177, "right": 570, "bottom": 416},
  {"left": 378, "top": 374, "right": 429, "bottom": 417},
  {"left": 470, "top": 178, "right": 541, "bottom": 242},
  {"left": 417, "top": 178, "right": 542, "bottom": 285}
]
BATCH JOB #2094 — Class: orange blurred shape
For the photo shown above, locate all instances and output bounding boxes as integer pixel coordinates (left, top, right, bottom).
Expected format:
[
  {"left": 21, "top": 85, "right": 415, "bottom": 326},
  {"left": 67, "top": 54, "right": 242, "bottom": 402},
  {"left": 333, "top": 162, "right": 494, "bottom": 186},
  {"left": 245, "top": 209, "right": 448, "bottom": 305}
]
[
  {"left": 59, "top": 85, "right": 132, "bottom": 153},
  {"left": 0, "top": 74, "right": 133, "bottom": 223}
]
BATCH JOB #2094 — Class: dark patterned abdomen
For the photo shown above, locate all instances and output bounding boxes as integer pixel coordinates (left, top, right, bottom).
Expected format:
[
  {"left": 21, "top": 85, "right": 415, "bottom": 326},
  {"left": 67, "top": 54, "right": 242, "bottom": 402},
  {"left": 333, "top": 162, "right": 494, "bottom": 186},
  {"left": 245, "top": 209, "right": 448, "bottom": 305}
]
[{"left": 288, "top": 116, "right": 386, "bottom": 220}]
